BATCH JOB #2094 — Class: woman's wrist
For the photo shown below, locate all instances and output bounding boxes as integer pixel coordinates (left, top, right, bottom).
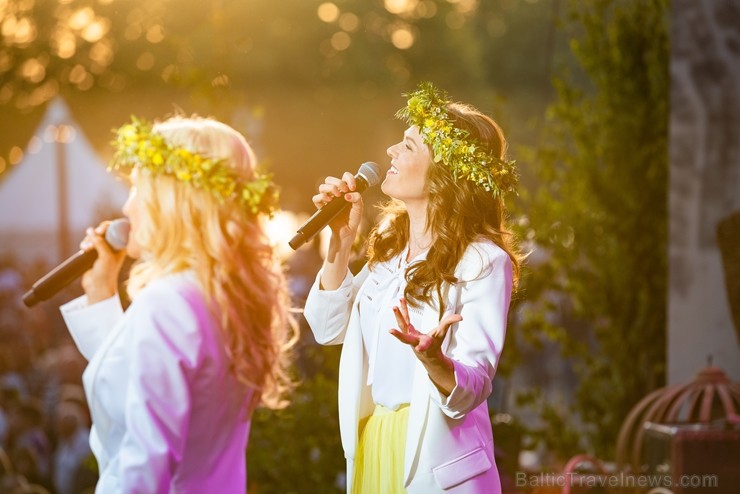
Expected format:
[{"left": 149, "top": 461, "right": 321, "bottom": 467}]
[
  {"left": 329, "top": 229, "right": 355, "bottom": 253},
  {"left": 421, "top": 353, "right": 456, "bottom": 396},
  {"left": 85, "top": 287, "right": 117, "bottom": 305},
  {"left": 320, "top": 234, "right": 354, "bottom": 290}
]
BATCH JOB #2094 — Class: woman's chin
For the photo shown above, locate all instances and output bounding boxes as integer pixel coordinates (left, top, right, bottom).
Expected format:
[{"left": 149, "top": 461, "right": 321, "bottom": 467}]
[{"left": 380, "top": 180, "right": 395, "bottom": 197}]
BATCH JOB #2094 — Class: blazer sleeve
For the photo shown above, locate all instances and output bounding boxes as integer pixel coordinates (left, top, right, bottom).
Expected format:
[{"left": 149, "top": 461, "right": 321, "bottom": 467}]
[
  {"left": 428, "top": 243, "right": 513, "bottom": 419},
  {"left": 303, "top": 265, "right": 369, "bottom": 345},
  {"left": 60, "top": 295, "right": 125, "bottom": 361},
  {"left": 116, "top": 282, "right": 209, "bottom": 493}
]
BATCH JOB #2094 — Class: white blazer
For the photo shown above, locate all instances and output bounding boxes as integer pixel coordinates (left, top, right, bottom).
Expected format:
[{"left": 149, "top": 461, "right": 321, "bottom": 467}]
[
  {"left": 61, "top": 272, "right": 252, "bottom": 494},
  {"left": 304, "top": 240, "right": 512, "bottom": 493}
]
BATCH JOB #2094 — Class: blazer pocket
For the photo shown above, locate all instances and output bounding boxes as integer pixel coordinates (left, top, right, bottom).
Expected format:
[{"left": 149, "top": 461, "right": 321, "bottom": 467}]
[{"left": 432, "top": 446, "right": 492, "bottom": 490}]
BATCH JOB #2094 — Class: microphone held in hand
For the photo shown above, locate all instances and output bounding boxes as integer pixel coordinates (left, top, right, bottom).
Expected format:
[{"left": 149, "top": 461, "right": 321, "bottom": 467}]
[
  {"left": 22, "top": 219, "right": 130, "bottom": 308},
  {"left": 289, "top": 162, "right": 381, "bottom": 250}
]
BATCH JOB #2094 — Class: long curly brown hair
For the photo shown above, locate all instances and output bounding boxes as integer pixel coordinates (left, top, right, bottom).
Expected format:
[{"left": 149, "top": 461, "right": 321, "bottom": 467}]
[{"left": 367, "top": 102, "right": 522, "bottom": 314}]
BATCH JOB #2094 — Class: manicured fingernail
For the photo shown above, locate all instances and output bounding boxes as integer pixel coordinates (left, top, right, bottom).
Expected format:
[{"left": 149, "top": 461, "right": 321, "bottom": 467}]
[{"left": 345, "top": 194, "right": 352, "bottom": 200}]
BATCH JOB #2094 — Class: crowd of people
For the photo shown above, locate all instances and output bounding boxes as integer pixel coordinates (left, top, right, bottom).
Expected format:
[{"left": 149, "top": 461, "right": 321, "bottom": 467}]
[{"left": 0, "top": 264, "right": 96, "bottom": 494}]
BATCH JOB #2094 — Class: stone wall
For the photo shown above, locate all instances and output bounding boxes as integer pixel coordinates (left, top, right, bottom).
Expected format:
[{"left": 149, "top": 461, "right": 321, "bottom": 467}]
[{"left": 669, "top": 0, "right": 740, "bottom": 383}]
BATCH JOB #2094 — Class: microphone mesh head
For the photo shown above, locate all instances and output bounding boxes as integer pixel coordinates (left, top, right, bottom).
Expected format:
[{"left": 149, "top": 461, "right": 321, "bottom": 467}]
[
  {"left": 105, "top": 219, "right": 130, "bottom": 251},
  {"left": 358, "top": 161, "right": 381, "bottom": 187}
]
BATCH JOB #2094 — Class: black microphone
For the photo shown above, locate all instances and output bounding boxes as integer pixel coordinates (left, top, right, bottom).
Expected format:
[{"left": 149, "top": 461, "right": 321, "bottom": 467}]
[
  {"left": 289, "top": 162, "right": 381, "bottom": 250},
  {"left": 23, "top": 219, "right": 130, "bottom": 307}
]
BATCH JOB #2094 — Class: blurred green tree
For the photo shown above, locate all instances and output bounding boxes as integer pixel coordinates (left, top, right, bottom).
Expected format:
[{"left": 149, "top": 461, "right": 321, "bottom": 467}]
[
  {"left": 247, "top": 343, "right": 345, "bottom": 494},
  {"left": 0, "top": 0, "right": 558, "bottom": 190},
  {"left": 512, "top": 0, "right": 669, "bottom": 460},
  {"left": 0, "top": 0, "right": 175, "bottom": 109},
  {"left": 0, "top": 0, "right": 498, "bottom": 109}
]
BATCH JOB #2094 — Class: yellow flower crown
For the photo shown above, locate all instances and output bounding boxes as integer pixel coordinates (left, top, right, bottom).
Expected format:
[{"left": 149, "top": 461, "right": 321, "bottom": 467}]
[
  {"left": 109, "top": 117, "right": 279, "bottom": 216},
  {"left": 396, "top": 82, "right": 517, "bottom": 198}
]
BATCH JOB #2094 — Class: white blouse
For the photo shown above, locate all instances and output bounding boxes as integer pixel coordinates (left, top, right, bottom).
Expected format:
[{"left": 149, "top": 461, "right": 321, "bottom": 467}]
[
  {"left": 306, "top": 240, "right": 513, "bottom": 493},
  {"left": 358, "top": 247, "right": 427, "bottom": 410}
]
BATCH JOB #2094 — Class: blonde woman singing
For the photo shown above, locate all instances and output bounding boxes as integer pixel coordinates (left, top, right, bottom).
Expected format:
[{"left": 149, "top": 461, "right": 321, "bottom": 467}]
[{"left": 60, "top": 116, "right": 296, "bottom": 493}]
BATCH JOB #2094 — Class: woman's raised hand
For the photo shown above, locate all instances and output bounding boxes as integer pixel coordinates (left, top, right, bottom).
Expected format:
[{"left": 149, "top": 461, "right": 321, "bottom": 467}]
[
  {"left": 312, "top": 171, "right": 364, "bottom": 244},
  {"left": 389, "top": 298, "right": 462, "bottom": 396},
  {"left": 80, "top": 221, "right": 128, "bottom": 304}
]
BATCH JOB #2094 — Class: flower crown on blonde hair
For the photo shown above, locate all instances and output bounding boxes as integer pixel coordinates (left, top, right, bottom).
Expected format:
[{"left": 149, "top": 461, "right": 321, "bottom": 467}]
[
  {"left": 395, "top": 82, "right": 517, "bottom": 198},
  {"left": 109, "top": 117, "right": 279, "bottom": 216}
]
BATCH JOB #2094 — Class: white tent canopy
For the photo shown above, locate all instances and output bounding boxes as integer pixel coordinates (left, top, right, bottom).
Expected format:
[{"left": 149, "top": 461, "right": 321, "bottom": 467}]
[{"left": 0, "top": 97, "right": 129, "bottom": 266}]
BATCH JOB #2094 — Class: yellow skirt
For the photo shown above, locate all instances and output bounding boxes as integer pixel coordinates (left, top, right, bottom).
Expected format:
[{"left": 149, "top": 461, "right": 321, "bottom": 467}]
[{"left": 352, "top": 404, "right": 409, "bottom": 494}]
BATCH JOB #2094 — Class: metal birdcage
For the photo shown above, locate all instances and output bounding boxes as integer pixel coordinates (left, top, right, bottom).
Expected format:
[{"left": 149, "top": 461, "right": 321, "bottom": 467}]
[{"left": 615, "top": 365, "right": 740, "bottom": 471}]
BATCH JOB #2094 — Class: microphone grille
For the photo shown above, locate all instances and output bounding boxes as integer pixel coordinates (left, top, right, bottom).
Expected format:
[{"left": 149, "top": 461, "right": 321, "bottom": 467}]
[
  {"left": 105, "top": 219, "right": 131, "bottom": 251},
  {"left": 358, "top": 161, "right": 381, "bottom": 187}
]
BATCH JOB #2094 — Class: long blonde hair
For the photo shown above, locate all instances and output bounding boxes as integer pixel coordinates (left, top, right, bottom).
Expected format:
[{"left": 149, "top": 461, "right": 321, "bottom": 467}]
[
  {"left": 368, "top": 103, "right": 522, "bottom": 312},
  {"left": 126, "top": 116, "right": 296, "bottom": 412}
]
